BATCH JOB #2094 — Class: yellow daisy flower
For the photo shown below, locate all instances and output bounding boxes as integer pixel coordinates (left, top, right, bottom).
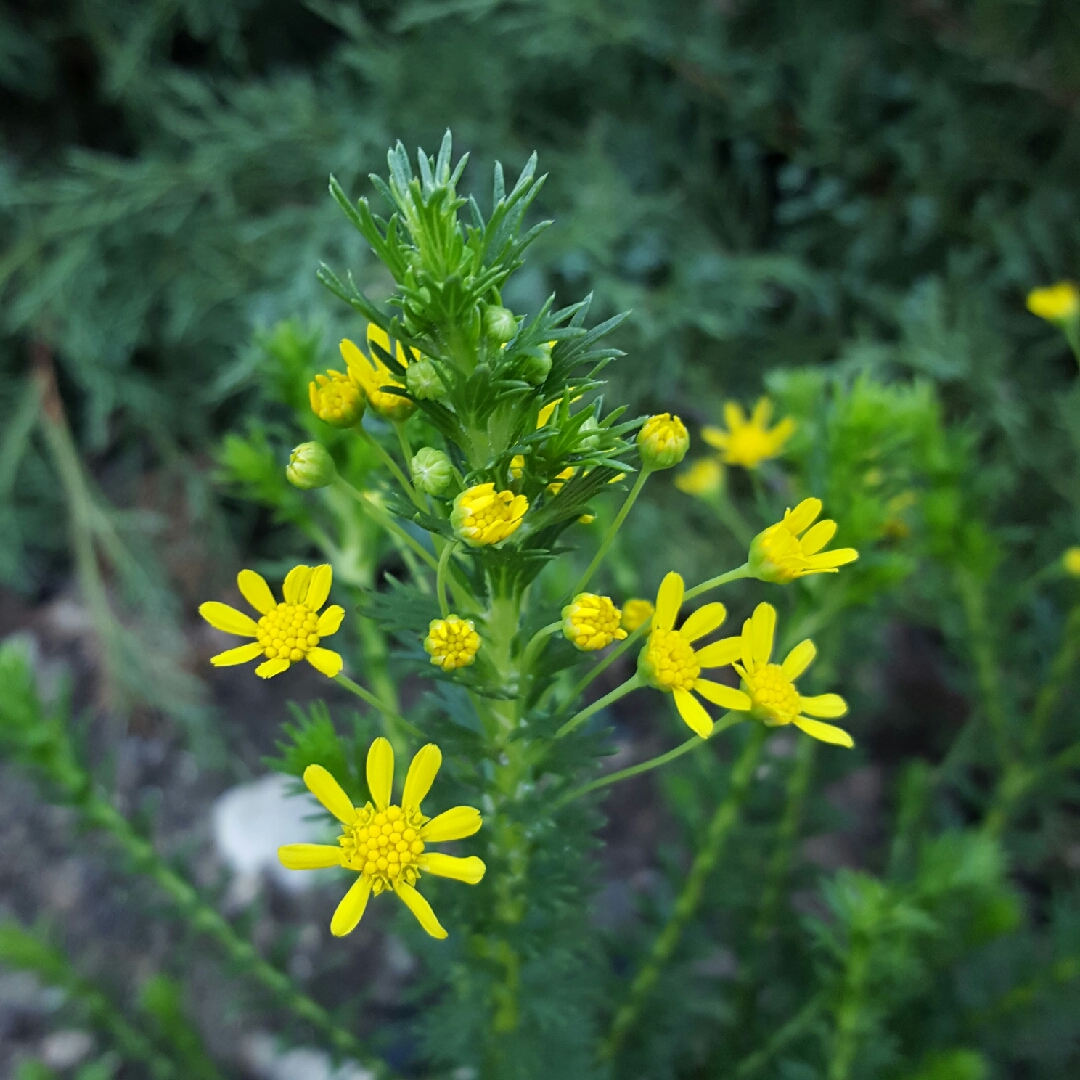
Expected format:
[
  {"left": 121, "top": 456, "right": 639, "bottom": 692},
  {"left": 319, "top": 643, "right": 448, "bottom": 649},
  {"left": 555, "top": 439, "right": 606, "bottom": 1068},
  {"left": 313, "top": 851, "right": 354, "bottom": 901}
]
[
  {"left": 340, "top": 324, "right": 417, "bottom": 422},
  {"left": 637, "top": 572, "right": 752, "bottom": 738},
  {"left": 674, "top": 458, "right": 724, "bottom": 497},
  {"left": 278, "top": 739, "right": 485, "bottom": 939},
  {"left": 722, "top": 602, "right": 853, "bottom": 747},
  {"left": 702, "top": 398, "right": 795, "bottom": 469},
  {"left": 748, "top": 498, "right": 859, "bottom": 583},
  {"left": 1027, "top": 282, "right": 1079, "bottom": 323},
  {"left": 199, "top": 564, "right": 345, "bottom": 679}
]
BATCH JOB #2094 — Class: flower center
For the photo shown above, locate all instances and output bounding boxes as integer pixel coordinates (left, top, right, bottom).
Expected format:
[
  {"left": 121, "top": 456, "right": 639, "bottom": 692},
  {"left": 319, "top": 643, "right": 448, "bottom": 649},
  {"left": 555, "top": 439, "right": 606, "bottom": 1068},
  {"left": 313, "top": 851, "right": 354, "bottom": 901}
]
[
  {"left": 644, "top": 628, "right": 700, "bottom": 691},
  {"left": 256, "top": 603, "right": 321, "bottom": 663},
  {"left": 425, "top": 615, "right": 481, "bottom": 670},
  {"left": 744, "top": 663, "right": 801, "bottom": 725},
  {"left": 728, "top": 427, "right": 774, "bottom": 467},
  {"left": 340, "top": 804, "right": 426, "bottom": 894}
]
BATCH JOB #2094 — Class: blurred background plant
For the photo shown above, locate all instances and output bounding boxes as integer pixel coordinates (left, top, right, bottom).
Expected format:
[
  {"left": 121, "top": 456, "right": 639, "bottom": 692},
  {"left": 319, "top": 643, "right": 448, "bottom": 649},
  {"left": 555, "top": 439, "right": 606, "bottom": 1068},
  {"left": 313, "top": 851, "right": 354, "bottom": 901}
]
[{"left": 2, "top": 0, "right": 1080, "bottom": 1077}]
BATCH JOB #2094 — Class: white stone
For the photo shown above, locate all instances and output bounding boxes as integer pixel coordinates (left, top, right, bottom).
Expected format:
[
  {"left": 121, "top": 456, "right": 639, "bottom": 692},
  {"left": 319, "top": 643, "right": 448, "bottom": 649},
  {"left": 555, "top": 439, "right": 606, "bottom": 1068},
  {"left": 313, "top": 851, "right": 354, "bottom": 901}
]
[
  {"left": 242, "top": 1033, "right": 375, "bottom": 1080},
  {"left": 41, "top": 1030, "right": 94, "bottom": 1070}
]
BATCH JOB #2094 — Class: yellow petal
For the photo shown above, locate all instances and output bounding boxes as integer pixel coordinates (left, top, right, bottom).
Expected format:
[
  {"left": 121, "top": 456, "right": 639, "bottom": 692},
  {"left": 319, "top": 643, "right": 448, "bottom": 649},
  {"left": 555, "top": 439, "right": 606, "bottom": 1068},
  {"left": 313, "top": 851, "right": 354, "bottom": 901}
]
[
  {"left": 673, "top": 688, "right": 713, "bottom": 738},
  {"left": 282, "top": 565, "right": 313, "bottom": 605},
  {"left": 794, "top": 716, "right": 854, "bottom": 748},
  {"left": 680, "top": 602, "right": 727, "bottom": 643},
  {"left": 367, "top": 322, "right": 393, "bottom": 362},
  {"left": 799, "top": 693, "right": 848, "bottom": 719},
  {"left": 366, "top": 737, "right": 394, "bottom": 811},
  {"left": 237, "top": 570, "right": 277, "bottom": 614},
  {"left": 781, "top": 639, "right": 817, "bottom": 680},
  {"left": 769, "top": 416, "right": 797, "bottom": 446},
  {"left": 654, "top": 571, "right": 684, "bottom": 633},
  {"left": 199, "top": 601, "right": 258, "bottom": 637},
  {"left": 751, "top": 397, "right": 773, "bottom": 428},
  {"left": 784, "top": 498, "right": 822, "bottom": 536},
  {"left": 339, "top": 338, "right": 367, "bottom": 373},
  {"left": 277, "top": 844, "right": 343, "bottom": 870},
  {"left": 306, "top": 647, "right": 344, "bottom": 678},
  {"left": 421, "top": 806, "right": 482, "bottom": 843},
  {"left": 210, "top": 642, "right": 264, "bottom": 667},
  {"left": 419, "top": 853, "right": 486, "bottom": 884},
  {"left": 305, "top": 564, "right": 333, "bottom": 611},
  {"left": 700, "top": 426, "right": 730, "bottom": 451},
  {"left": 723, "top": 402, "right": 745, "bottom": 431},
  {"left": 805, "top": 548, "right": 859, "bottom": 571},
  {"left": 255, "top": 657, "right": 291, "bottom": 678},
  {"left": 316, "top": 605, "right": 345, "bottom": 637},
  {"left": 693, "top": 636, "right": 744, "bottom": 669},
  {"left": 330, "top": 875, "right": 373, "bottom": 937},
  {"left": 402, "top": 744, "right": 442, "bottom": 813},
  {"left": 394, "top": 880, "right": 447, "bottom": 939},
  {"left": 799, "top": 519, "right": 837, "bottom": 556},
  {"left": 751, "top": 603, "right": 777, "bottom": 666},
  {"left": 303, "top": 764, "right": 357, "bottom": 824},
  {"left": 693, "top": 679, "right": 752, "bottom": 712}
]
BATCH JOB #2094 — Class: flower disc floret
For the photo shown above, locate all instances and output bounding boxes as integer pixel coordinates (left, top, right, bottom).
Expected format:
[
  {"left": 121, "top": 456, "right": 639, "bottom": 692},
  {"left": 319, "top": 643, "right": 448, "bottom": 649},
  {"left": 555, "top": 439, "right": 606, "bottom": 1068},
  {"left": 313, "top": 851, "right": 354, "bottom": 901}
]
[
  {"left": 562, "top": 594, "right": 628, "bottom": 651},
  {"left": 340, "top": 324, "right": 418, "bottom": 422},
  {"left": 308, "top": 369, "right": 364, "bottom": 427},
  {"left": 638, "top": 413, "right": 689, "bottom": 471},
  {"left": 702, "top": 397, "right": 795, "bottom": 470},
  {"left": 199, "top": 564, "right": 345, "bottom": 679},
  {"left": 748, "top": 498, "right": 858, "bottom": 583},
  {"left": 451, "top": 483, "right": 528, "bottom": 547},
  {"left": 425, "top": 616, "right": 481, "bottom": 671}
]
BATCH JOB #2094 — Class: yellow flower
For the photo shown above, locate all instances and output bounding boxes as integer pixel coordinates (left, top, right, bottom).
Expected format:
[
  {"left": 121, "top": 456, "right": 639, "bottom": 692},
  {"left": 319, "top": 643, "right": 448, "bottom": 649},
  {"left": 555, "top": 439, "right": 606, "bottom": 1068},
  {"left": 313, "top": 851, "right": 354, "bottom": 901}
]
[
  {"left": 1027, "top": 282, "right": 1080, "bottom": 323},
  {"left": 424, "top": 616, "right": 481, "bottom": 671},
  {"left": 637, "top": 572, "right": 752, "bottom": 737},
  {"left": 278, "top": 739, "right": 485, "bottom": 939},
  {"left": 721, "top": 602, "right": 853, "bottom": 747},
  {"left": 562, "top": 594, "right": 628, "bottom": 651},
  {"left": 340, "top": 325, "right": 417, "bottom": 422},
  {"left": 199, "top": 565, "right": 345, "bottom": 679},
  {"left": 451, "top": 483, "right": 528, "bottom": 546},
  {"left": 638, "top": 413, "right": 689, "bottom": 471},
  {"left": 748, "top": 498, "right": 858, "bottom": 583},
  {"left": 1064, "top": 547, "right": 1080, "bottom": 577},
  {"left": 675, "top": 458, "right": 724, "bottom": 497},
  {"left": 548, "top": 466, "right": 577, "bottom": 494},
  {"left": 621, "top": 598, "right": 654, "bottom": 632},
  {"left": 702, "top": 398, "right": 795, "bottom": 469},
  {"left": 308, "top": 368, "right": 364, "bottom": 428}
]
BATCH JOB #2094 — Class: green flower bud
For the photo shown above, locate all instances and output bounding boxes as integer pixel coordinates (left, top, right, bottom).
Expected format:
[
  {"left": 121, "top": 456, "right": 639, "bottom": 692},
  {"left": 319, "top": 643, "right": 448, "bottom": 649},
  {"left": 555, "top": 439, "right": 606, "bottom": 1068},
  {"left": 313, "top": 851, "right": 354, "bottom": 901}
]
[
  {"left": 411, "top": 447, "right": 453, "bottom": 496},
  {"left": 287, "top": 442, "right": 336, "bottom": 490},
  {"left": 405, "top": 357, "right": 446, "bottom": 400},
  {"left": 637, "top": 413, "right": 689, "bottom": 471},
  {"left": 484, "top": 305, "right": 519, "bottom": 344},
  {"left": 518, "top": 341, "right": 553, "bottom": 386}
]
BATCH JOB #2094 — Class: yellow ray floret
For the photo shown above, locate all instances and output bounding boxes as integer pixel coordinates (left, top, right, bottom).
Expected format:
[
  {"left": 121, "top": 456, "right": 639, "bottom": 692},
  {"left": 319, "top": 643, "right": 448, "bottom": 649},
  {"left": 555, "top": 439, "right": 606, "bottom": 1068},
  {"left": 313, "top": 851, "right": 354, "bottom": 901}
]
[
  {"left": 748, "top": 498, "right": 858, "bottom": 583},
  {"left": 1027, "top": 282, "right": 1079, "bottom": 323},
  {"left": 709, "top": 603, "right": 853, "bottom": 748},
  {"left": 424, "top": 615, "right": 481, "bottom": 671},
  {"left": 199, "top": 565, "right": 345, "bottom": 679},
  {"left": 340, "top": 324, "right": 418, "bottom": 422},
  {"left": 278, "top": 739, "right": 485, "bottom": 939},
  {"left": 451, "top": 483, "right": 529, "bottom": 547},
  {"left": 702, "top": 397, "right": 795, "bottom": 470},
  {"left": 562, "top": 593, "right": 628, "bottom": 651},
  {"left": 636, "top": 571, "right": 752, "bottom": 737}
]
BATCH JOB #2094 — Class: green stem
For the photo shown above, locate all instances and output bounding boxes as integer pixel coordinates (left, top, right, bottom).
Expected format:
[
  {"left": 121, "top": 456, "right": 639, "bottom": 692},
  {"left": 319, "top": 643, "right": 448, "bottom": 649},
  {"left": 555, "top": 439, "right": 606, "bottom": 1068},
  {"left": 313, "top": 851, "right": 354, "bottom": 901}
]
[
  {"left": 827, "top": 928, "right": 871, "bottom": 1080},
  {"left": 713, "top": 490, "right": 756, "bottom": 549},
  {"left": 569, "top": 468, "right": 652, "bottom": 598},
  {"left": 603, "top": 724, "right": 768, "bottom": 1058},
  {"left": 559, "top": 622, "right": 649, "bottom": 712},
  {"left": 684, "top": 562, "right": 751, "bottom": 601},
  {"left": 354, "top": 617, "right": 408, "bottom": 757},
  {"left": 435, "top": 540, "right": 457, "bottom": 619},
  {"left": 733, "top": 991, "right": 825, "bottom": 1079},
  {"left": 554, "top": 713, "right": 744, "bottom": 808},
  {"left": 1027, "top": 603, "right": 1080, "bottom": 753},
  {"left": 335, "top": 674, "right": 423, "bottom": 739},
  {"left": 360, "top": 425, "right": 425, "bottom": 511},
  {"left": 517, "top": 621, "right": 563, "bottom": 716},
  {"left": 554, "top": 674, "right": 641, "bottom": 739},
  {"left": 334, "top": 479, "right": 438, "bottom": 572}
]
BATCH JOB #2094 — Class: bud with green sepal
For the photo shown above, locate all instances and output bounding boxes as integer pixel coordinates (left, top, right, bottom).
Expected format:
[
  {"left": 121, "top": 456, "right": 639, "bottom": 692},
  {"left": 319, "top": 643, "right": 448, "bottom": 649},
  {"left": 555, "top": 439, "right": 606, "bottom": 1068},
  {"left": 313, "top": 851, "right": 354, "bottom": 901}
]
[
  {"left": 483, "top": 304, "right": 518, "bottom": 344},
  {"left": 287, "top": 442, "right": 337, "bottom": 490},
  {"left": 412, "top": 448, "right": 453, "bottom": 496},
  {"left": 405, "top": 357, "right": 447, "bottom": 400},
  {"left": 637, "top": 413, "right": 689, "bottom": 471}
]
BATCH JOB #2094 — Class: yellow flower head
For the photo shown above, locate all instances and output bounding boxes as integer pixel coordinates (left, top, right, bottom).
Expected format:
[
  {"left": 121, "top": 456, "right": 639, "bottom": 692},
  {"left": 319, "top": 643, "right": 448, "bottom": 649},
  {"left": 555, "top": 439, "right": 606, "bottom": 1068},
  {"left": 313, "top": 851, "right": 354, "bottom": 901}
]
[
  {"left": 424, "top": 615, "right": 481, "bottom": 671},
  {"left": 702, "top": 398, "right": 795, "bottom": 469},
  {"left": 340, "top": 325, "right": 417, "bottom": 422},
  {"left": 720, "top": 602, "right": 853, "bottom": 747},
  {"left": 748, "top": 498, "right": 859, "bottom": 583},
  {"left": 638, "top": 413, "right": 690, "bottom": 471},
  {"left": 308, "top": 368, "right": 364, "bottom": 428},
  {"left": 675, "top": 458, "right": 724, "bottom": 497},
  {"left": 199, "top": 565, "right": 344, "bottom": 679},
  {"left": 278, "top": 739, "right": 485, "bottom": 939},
  {"left": 1027, "top": 282, "right": 1080, "bottom": 323},
  {"left": 451, "top": 483, "right": 528, "bottom": 547},
  {"left": 562, "top": 594, "right": 628, "bottom": 651},
  {"left": 637, "top": 572, "right": 753, "bottom": 737},
  {"left": 621, "top": 598, "right": 655, "bottom": 632},
  {"left": 1064, "top": 547, "right": 1080, "bottom": 577}
]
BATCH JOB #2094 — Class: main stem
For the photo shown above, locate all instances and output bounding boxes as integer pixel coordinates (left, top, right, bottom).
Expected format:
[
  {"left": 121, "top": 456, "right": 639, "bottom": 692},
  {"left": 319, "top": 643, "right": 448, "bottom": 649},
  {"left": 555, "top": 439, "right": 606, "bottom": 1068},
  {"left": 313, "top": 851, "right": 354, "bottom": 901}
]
[{"left": 569, "top": 468, "right": 651, "bottom": 598}]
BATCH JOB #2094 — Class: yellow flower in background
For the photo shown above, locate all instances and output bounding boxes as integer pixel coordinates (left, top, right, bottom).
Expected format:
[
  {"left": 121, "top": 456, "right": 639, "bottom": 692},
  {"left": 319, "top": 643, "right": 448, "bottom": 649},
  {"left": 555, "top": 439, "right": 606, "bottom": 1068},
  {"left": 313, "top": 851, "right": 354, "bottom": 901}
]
[
  {"left": 748, "top": 498, "right": 858, "bottom": 583},
  {"left": 424, "top": 616, "right": 481, "bottom": 671},
  {"left": 1026, "top": 282, "right": 1080, "bottom": 323},
  {"left": 722, "top": 603, "right": 853, "bottom": 747},
  {"left": 199, "top": 565, "right": 345, "bottom": 679},
  {"left": 278, "top": 739, "right": 485, "bottom": 939},
  {"left": 621, "top": 598, "right": 654, "bottom": 632},
  {"left": 702, "top": 398, "right": 795, "bottom": 469},
  {"left": 1064, "top": 547, "right": 1080, "bottom": 577},
  {"left": 675, "top": 458, "right": 724, "bottom": 497},
  {"left": 308, "top": 368, "right": 364, "bottom": 427},
  {"left": 451, "top": 483, "right": 529, "bottom": 546},
  {"left": 637, "top": 572, "right": 752, "bottom": 737},
  {"left": 341, "top": 324, "right": 417, "bottom": 421},
  {"left": 562, "top": 594, "right": 628, "bottom": 651}
]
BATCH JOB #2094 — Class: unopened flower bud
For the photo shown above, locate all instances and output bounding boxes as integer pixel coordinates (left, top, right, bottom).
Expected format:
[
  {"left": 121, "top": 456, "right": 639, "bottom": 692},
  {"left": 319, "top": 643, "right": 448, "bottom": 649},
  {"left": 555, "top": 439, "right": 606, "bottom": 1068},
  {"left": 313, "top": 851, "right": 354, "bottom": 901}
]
[
  {"left": 411, "top": 448, "right": 452, "bottom": 496},
  {"left": 620, "top": 598, "right": 654, "bottom": 632},
  {"left": 308, "top": 369, "right": 364, "bottom": 428},
  {"left": 484, "top": 305, "right": 518, "bottom": 344},
  {"left": 452, "top": 483, "right": 528, "bottom": 547},
  {"left": 405, "top": 357, "right": 445, "bottom": 400},
  {"left": 638, "top": 413, "right": 689, "bottom": 471},
  {"left": 287, "top": 442, "right": 336, "bottom": 490},
  {"left": 562, "top": 593, "right": 627, "bottom": 651},
  {"left": 518, "top": 341, "right": 553, "bottom": 386}
]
